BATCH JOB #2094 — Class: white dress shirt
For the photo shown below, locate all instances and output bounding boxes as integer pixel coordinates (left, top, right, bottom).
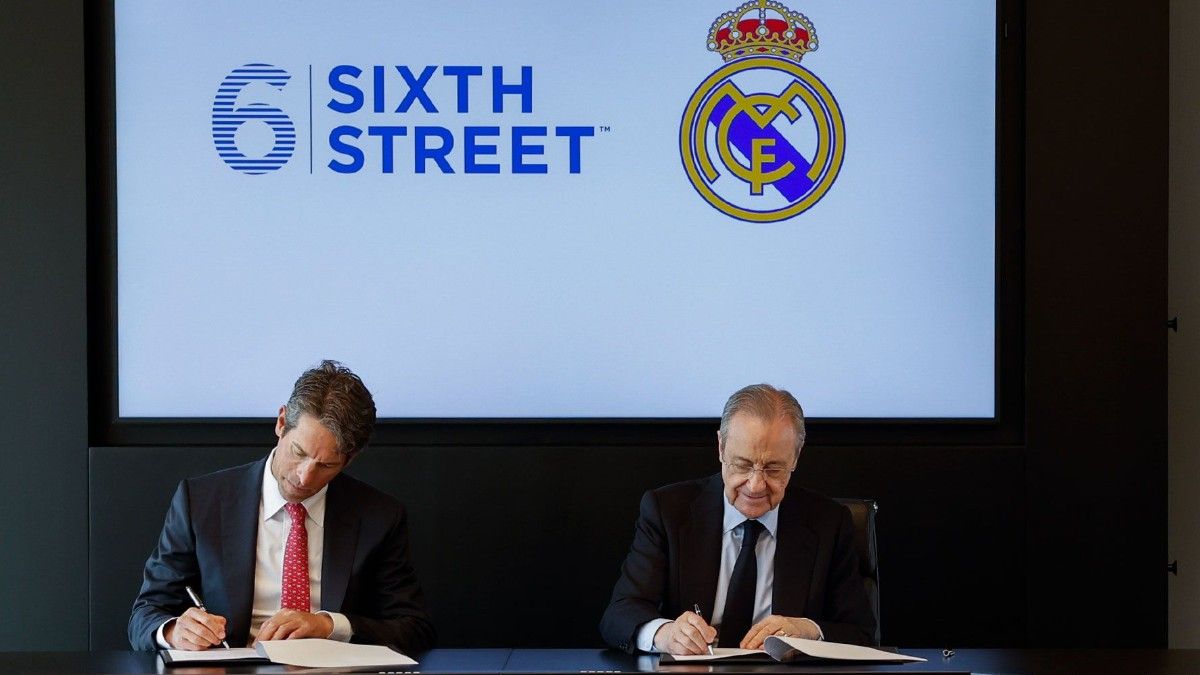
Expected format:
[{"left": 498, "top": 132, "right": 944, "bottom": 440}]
[
  {"left": 636, "top": 500, "right": 823, "bottom": 651},
  {"left": 155, "top": 450, "right": 352, "bottom": 647}
]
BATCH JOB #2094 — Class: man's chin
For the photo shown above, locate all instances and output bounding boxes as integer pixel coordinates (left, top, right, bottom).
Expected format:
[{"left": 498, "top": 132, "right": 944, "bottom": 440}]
[
  {"left": 280, "top": 482, "right": 311, "bottom": 501},
  {"left": 735, "top": 496, "right": 771, "bottom": 519}
]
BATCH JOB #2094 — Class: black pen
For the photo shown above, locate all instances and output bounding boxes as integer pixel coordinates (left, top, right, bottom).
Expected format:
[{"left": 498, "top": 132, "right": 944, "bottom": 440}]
[
  {"left": 184, "top": 585, "right": 231, "bottom": 649},
  {"left": 693, "top": 603, "right": 715, "bottom": 655}
]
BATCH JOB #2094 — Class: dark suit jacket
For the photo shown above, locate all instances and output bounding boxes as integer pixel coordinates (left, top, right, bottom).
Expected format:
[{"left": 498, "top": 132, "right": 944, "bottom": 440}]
[
  {"left": 128, "top": 457, "right": 436, "bottom": 653},
  {"left": 599, "top": 474, "right": 877, "bottom": 651}
]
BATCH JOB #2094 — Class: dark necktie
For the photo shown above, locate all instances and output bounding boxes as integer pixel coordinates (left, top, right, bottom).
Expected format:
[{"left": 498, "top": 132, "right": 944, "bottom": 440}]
[{"left": 719, "top": 519, "right": 765, "bottom": 647}]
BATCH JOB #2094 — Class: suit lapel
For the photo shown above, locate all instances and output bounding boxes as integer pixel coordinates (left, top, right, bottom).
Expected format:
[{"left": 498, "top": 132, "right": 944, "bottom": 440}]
[
  {"left": 320, "top": 475, "right": 360, "bottom": 612},
  {"left": 220, "top": 458, "right": 265, "bottom": 646},
  {"left": 772, "top": 489, "right": 817, "bottom": 617},
  {"left": 679, "top": 475, "right": 724, "bottom": 617}
]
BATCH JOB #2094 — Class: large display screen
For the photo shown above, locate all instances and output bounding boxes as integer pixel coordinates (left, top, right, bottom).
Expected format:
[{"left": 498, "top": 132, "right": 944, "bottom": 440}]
[{"left": 113, "top": 0, "right": 996, "bottom": 418}]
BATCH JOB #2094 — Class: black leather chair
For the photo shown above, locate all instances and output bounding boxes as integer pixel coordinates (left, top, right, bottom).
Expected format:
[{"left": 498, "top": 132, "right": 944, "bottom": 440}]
[{"left": 833, "top": 498, "right": 880, "bottom": 644}]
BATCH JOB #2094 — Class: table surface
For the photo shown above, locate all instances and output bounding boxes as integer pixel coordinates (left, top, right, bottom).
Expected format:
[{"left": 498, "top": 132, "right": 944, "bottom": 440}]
[{"left": 3, "top": 648, "right": 1200, "bottom": 674}]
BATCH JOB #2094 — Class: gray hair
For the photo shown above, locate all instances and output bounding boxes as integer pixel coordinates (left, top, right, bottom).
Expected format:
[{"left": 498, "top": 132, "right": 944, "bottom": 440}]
[
  {"left": 717, "top": 384, "right": 806, "bottom": 454},
  {"left": 282, "top": 360, "right": 376, "bottom": 458}
]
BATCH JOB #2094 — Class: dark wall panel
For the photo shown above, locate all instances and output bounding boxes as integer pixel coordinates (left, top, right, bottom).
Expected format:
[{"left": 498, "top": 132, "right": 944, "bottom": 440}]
[
  {"left": 0, "top": 0, "right": 88, "bottom": 651},
  {"left": 1024, "top": 0, "right": 1168, "bottom": 647}
]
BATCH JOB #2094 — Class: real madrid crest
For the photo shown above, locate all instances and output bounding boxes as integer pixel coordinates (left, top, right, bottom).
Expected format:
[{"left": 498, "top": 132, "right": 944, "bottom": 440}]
[{"left": 680, "top": 0, "right": 845, "bottom": 222}]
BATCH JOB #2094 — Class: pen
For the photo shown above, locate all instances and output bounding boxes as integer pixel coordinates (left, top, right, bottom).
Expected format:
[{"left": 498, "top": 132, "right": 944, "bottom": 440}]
[
  {"left": 693, "top": 604, "right": 715, "bottom": 655},
  {"left": 185, "top": 585, "right": 231, "bottom": 649}
]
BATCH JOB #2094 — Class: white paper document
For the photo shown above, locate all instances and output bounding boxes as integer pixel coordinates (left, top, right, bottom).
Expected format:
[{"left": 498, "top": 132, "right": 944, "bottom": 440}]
[
  {"left": 663, "top": 647, "right": 767, "bottom": 662},
  {"left": 764, "top": 636, "right": 927, "bottom": 663},
  {"left": 160, "top": 647, "right": 264, "bottom": 663},
  {"left": 660, "top": 638, "right": 927, "bottom": 665},
  {"left": 256, "top": 638, "right": 417, "bottom": 668}
]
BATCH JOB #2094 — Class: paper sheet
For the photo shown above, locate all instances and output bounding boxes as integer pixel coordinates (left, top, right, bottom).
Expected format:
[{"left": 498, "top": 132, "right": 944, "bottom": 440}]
[
  {"left": 662, "top": 647, "right": 766, "bottom": 661},
  {"left": 256, "top": 638, "right": 417, "bottom": 668},
  {"left": 161, "top": 647, "right": 262, "bottom": 662},
  {"left": 765, "top": 636, "right": 927, "bottom": 662}
]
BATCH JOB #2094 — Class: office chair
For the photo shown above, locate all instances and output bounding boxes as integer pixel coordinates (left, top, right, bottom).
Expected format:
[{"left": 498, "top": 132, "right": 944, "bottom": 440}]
[{"left": 833, "top": 497, "right": 881, "bottom": 644}]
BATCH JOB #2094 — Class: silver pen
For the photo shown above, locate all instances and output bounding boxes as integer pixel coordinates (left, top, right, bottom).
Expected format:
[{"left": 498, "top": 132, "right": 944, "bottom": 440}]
[
  {"left": 184, "top": 585, "right": 231, "bottom": 649},
  {"left": 693, "top": 604, "right": 715, "bottom": 655}
]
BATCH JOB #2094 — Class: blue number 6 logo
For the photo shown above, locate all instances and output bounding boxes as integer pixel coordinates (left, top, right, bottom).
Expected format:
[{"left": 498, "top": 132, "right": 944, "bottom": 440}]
[{"left": 212, "top": 64, "right": 296, "bottom": 174}]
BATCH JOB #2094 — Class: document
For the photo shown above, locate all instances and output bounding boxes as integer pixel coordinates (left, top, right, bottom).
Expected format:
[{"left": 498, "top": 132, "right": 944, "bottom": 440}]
[
  {"left": 659, "top": 637, "right": 926, "bottom": 665},
  {"left": 160, "top": 640, "right": 417, "bottom": 668},
  {"left": 256, "top": 638, "right": 417, "bottom": 668},
  {"left": 159, "top": 647, "right": 266, "bottom": 665},
  {"left": 763, "top": 636, "right": 926, "bottom": 663},
  {"left": 661, "top": 647, "right": 769, "bottom": 662}
]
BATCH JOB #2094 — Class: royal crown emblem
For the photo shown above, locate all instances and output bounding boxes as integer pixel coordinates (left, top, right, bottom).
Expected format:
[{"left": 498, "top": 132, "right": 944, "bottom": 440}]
[{"left": 707, "top": 0, "right": 818, "bottom": 63}]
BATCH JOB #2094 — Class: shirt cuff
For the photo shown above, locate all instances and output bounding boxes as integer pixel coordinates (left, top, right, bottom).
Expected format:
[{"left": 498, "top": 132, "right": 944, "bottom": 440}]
[
  {"left": 155, "top": 618, "right": 175, "bottom": 649},
  {"left": 798, "top": 618, "right": 824, "bottom": 641},
  {"left": 635, "top": 618, "right": 672, "bottom": 652},
  {"left": 318, "top": 611, "right": 353, "bottom": 641}
]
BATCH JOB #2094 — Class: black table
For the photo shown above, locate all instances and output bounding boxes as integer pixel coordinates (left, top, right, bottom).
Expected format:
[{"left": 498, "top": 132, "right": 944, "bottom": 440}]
[
  {"left": 2, "top": 648, "right": 1199, "bottom": 674},
  {"left": 504, "top": 649, "right": 1200, "bottom": 674}
]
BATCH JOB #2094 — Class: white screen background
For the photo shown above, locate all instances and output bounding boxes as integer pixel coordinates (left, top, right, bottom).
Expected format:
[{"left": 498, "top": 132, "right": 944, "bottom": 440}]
[{"left": 115, "top": 1, "right": 996, "bottom": 418}]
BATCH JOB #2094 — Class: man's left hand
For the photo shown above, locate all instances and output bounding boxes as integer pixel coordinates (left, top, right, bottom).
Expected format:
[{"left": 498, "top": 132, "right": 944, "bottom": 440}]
[
  {"left": 255, "top": 609, "right": 334, "bottom": 641},
  {"left": 740, "top": 615, "right": 822, "bottom": 649}
]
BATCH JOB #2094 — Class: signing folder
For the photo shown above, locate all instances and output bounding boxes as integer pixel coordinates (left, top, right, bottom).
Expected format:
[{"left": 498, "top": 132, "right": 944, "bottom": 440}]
[
  {"left": 659, "top": 636, "right": 926, "bottom": 664},
  {"left": 160, "top": 639, "right": 416, "bottom": 668}
]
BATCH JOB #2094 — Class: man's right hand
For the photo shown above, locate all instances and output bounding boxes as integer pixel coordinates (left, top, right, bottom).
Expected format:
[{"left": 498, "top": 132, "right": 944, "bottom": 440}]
[
  {"left": 652, "top": 610, "right": 718, "bottom": 655},
  {"left": 164, "top": 607, "right": 228, "bottom": 650}
]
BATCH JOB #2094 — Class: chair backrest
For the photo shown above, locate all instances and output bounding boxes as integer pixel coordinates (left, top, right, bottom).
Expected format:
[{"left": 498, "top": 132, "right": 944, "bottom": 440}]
[{"left": 833, "top": 497, "right": 880, "bottom": 644}]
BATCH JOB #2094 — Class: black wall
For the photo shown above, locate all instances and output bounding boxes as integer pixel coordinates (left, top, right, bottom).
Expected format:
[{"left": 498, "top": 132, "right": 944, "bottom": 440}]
[
  {"left": 0, "top": 0, "right": 89, "bottom": 651},
  {"left": 0, "top": 0, "right": 1167, "bottom": 651}
]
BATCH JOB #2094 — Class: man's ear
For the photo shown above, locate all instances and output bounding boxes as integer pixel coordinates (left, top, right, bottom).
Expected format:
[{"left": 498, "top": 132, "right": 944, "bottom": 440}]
[
  {"left": 275, "top": 406, "right": 287, "bottom": 439},
  {"left": 716, "top": 430, "right": 724, "bottom": 463}
]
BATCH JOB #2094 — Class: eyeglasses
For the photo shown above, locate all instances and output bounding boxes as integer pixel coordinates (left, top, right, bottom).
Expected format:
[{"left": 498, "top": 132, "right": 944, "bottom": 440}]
[{"left": 721, "top": 459, "right": 795, "bottom": 481}]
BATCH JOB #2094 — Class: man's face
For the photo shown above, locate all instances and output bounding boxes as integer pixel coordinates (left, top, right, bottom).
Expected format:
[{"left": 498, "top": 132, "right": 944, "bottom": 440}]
[
  {"left": 270, "top": 409, "right": 349, "bottom": 503},
  {"left": 718, "top": 412, "right": 799, "bottom": 519}
]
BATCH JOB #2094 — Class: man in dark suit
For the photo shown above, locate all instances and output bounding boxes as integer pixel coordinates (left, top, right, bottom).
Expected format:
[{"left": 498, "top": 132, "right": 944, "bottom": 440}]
[
  {"left": 129, "top": 361, "right": 435, "bottom": 653},
  {"left": 600, "top": 384, "right": 876, "bottom": 654}
]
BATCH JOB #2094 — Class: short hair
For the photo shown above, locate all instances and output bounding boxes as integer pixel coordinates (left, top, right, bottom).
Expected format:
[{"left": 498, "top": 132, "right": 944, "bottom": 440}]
[
  {"left": 718, "top": 383, "right": 806, "bottom": 454},
  {"left": 282, "top": 360, "right": 377, "bottom": 458}
]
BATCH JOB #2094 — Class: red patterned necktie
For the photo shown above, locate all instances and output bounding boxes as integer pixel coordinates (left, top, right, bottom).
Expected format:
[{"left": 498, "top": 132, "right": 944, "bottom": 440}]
[{"left": 281, "top": 502, "right": 310, "bottom": 612}]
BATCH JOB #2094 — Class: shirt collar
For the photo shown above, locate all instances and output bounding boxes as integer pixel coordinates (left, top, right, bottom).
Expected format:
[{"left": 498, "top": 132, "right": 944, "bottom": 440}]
[
  {"left": 261, "top": 447, "right": 328, "bottom": 527},
  {"left": 722, "top": 493, "right": 780, "bottom": 539}
]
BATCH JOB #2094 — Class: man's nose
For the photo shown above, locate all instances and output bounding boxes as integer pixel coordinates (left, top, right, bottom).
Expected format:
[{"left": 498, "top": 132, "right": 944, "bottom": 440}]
[
  {"left": 296, "top": 460, "right": 317, "bottom": 485},
  {"left": 746, "top": 469, "right": 767, "bottom": 491}
]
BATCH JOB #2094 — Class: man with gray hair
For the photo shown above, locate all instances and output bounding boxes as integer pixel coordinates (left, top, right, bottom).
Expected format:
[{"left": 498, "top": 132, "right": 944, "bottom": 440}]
[
  {"left": 129, "top": 360, "right": 435, "bottom": 654},
  {"left": 600, "top": 384, "right": 875, "bottom": 654}
]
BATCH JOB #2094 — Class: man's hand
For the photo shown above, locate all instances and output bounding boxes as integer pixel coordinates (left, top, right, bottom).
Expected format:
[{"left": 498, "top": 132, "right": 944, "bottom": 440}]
[
  {"left": 255, "top": 609, "right": 334, "bottom": 641},
  {"left": 165, "top": 607, "right": 227, "bottom": 650},
  {"left": 740, "top": 615, "right": 822, "bottom": 649},
  {"left": 652, "top": 610, "right": 718, "bottom": 655}
]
